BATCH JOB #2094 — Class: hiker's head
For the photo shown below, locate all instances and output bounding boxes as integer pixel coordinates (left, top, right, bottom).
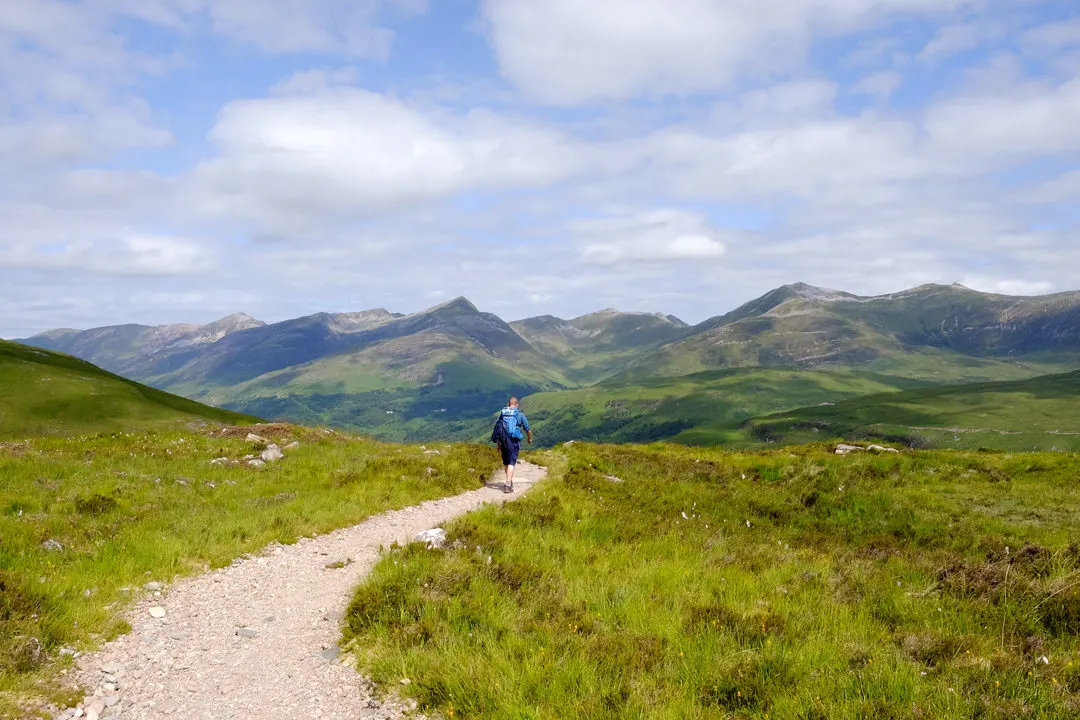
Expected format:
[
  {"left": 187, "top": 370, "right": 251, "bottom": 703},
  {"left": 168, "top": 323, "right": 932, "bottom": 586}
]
[{"left": 508, "top": 397, "right": 519, "bottom": 408}]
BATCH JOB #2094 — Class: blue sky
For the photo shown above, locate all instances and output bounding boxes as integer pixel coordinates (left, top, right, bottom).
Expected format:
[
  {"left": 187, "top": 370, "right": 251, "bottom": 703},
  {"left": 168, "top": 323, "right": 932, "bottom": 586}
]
[{"left": 2, "top": 0, "right": 1079, "bottom": 336}]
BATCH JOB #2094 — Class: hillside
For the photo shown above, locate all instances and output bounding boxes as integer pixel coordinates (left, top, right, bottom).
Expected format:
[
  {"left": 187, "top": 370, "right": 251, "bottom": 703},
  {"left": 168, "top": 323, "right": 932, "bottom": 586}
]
[
  {"left": 510, "top": 310, "right": 687, "bottom": 383},
  {"left": 17, "top": 284, "right": 1080, "bottom": 442},
  {"left": 0, "top": 340, "right": 258, "bottom": 437},
  {"left": 619, "top": 283, "right": 1080, "bottom": 379},
  {"left": 745, "top": 369, "right": 1080, "bottom": 451}
]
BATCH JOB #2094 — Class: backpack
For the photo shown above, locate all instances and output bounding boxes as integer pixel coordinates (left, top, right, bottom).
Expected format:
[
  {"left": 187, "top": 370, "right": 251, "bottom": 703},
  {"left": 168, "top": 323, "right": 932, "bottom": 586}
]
[{"left": 500, "top": 407, "right": 524, "bottom": 440}]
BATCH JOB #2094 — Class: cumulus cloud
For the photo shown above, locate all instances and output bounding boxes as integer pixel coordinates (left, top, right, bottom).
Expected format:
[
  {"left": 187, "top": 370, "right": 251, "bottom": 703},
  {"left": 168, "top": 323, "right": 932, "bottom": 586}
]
[
  {"left": 481, "top": 0, "right": 969, "bottom": 103},
  {"left": 574, "top": 209, "right": 730, "bottom": 266},
  {"left": 190, "top": 78, "right": 592, "bottom": 233}
]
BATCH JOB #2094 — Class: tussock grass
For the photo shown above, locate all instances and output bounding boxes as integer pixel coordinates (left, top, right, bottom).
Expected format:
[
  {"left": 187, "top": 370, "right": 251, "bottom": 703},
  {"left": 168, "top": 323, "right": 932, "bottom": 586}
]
[
  {"left": 344, "top": 443, "right": 1080, "bottom": 719},
  {"left": 0, "top": 428, "right": 492, "bottom": 718}
]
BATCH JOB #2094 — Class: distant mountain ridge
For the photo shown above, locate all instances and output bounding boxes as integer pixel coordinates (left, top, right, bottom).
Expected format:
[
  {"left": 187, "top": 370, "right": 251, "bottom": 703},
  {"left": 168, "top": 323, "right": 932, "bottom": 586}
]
[{"left": 17, "top": 283, "right": 1080, "bottom": 441}]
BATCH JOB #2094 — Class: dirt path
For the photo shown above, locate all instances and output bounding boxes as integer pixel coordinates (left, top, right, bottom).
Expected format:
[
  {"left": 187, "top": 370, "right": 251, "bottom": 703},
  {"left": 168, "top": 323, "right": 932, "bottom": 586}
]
[{"left": 62, "top": 463, "right": 547, "bottom": 720}]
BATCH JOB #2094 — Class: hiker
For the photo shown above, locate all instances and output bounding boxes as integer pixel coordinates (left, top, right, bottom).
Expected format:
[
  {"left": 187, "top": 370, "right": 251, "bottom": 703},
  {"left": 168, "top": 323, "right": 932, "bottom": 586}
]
[{"left": 491, "top": 397, "right": 532, "bottom": 493}]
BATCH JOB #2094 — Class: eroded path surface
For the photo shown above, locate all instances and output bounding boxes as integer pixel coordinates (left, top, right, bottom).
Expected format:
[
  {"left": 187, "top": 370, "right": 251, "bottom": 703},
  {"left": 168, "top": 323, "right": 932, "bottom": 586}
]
[{"left": 64, "top": 463, "right": 547, "bottom": 720}]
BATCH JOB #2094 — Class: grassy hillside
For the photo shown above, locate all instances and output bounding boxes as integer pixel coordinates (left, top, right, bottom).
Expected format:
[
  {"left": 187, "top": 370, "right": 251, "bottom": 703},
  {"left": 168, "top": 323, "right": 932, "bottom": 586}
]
[
  {"left": 621, "top": 283, "right": 1080, "bottom": 379},
  {"left": 511, "top": 310, "right": 687, "bottom": 384},
  {"left": 345, "top": 443, "right": 1080, "bottom": 719},
  {"left": 0, "top": 427, "right": 495, "bottom": 718},
  {"left": 745, "top": 370, "right": 1080, "bottom": 452},
  {"left": 519, "top": 367, "right": 929, "bottom": 447},
  {"left": 0, "top": 340, "right": 257, "bottom": 438}
]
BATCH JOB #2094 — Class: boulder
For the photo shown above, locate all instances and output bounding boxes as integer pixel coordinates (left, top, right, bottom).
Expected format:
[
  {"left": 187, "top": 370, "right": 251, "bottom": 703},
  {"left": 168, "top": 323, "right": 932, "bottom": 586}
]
[
  {"left": 261, "top": 445, "right": 284, "bottom": 463},
  {"left": 835, "top": 444, "right": 865, "bottom": 455},
  {"left": 246, "top": 433, "right": 268, "bottom": 444},
  {"left": 867, "top": 444, "right": 900, "bottom": 453},
  {"left": 414, "top": 528, "right": 448, "bottom": 549}
]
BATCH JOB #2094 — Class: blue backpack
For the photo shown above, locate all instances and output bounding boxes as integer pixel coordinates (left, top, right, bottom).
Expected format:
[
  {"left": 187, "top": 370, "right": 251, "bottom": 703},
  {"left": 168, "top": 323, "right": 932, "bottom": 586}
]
[{"left": 501, "top": 407, "right": 524, "bottom": 440}]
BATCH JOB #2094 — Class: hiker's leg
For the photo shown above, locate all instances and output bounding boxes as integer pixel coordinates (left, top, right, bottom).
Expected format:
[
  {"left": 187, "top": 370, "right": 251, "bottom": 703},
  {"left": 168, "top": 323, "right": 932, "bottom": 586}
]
[{"left": 506, "top": 464, "right": 516, "bottom": 485}]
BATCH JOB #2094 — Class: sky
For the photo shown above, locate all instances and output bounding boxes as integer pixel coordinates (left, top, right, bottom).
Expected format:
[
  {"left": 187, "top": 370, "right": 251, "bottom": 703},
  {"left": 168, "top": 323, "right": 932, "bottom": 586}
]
[{"left": 2, "top": 0, "right": 1080, "bottom": 337}]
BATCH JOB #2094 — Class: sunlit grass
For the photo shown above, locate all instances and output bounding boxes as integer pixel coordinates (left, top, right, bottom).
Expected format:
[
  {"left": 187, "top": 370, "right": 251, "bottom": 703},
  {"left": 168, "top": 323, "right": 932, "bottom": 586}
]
[
  {"left": 345, "top": 443, "right": 1080, "bottom": 719},
  {"left": 0, "top": 427, "right": 494, "bottom": 718}
]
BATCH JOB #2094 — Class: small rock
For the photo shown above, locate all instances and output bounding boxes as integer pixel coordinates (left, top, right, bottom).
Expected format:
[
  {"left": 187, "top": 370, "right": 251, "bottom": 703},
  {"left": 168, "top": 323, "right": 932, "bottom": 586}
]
[
  {"left": 84, "top": 698, "right": 106, "bottom": 720},
  {"left": 400, "top": 678, "right": 411, "bottom": 686},
  {"left": 604, "top": 475, "right": 624, "bottom": 483},
  {"left": 42, "top": 539, "right": 63, "bottom": 551},
  {"left": 835, "top": 444, "right": 864, "bottom": 455},
  {"left": 320, "top": 647, "right": 340, "bottom": 661},
  {"left": 414, "top": 528, "right": 447, "bottom": 549},
  {"left": 246, "top": 433, "right": 267, "bottom": 443},
  {"left": 210, "top": 457, "right": 229, "bottom": 466},
  {"left": 101, "top": 662, "right": 123, "bottom": 674},
  {"left": 144, "top": 582, "right": 162, "bottom": 591},
  {"left": 867, "top": 444, "right": 900, "bottom": 453},
  {"left": 236, "top": 627, "right": 259, "bottom": 639},
  {"left": 261, "top": 445, "right": 284, "bottom": 463},
  {"left": 423, "top": 449, "right": 441, "bottom": 455},
  {"left": 284, "top": 441, "right": 300, "bottom": 450},
  {"left": 248, "top": 459, "right": 266, "bottom": 468},
  {"left": 59, "top": 647, "right": 77, "bottom": 657},
  {"left": 148, "top": 606, "right": 166, "bottom": 619},
  {"left": 563, "top": 440, "right": 578, "bottom": 447},
  {"left": 104, "top": 696, "right": 119, "bottom": 707}
]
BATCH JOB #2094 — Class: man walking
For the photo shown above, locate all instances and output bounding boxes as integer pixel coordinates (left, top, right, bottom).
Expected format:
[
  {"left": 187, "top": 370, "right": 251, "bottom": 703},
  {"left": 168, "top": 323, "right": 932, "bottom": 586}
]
[{"left": 492, "top": 397, "right": 532, "bottom": 493}]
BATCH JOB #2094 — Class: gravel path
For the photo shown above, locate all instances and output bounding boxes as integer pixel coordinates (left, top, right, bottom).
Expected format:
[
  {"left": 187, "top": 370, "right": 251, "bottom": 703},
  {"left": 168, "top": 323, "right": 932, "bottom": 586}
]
[{"left": 62, "top": 462, "right": 547, "bottom": 720}]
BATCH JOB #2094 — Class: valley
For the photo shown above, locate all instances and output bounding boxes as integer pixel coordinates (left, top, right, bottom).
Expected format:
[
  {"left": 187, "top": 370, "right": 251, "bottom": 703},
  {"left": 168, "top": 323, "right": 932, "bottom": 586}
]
[{"left": 17, "top": 282, "right": 1080, "bottom": 450}]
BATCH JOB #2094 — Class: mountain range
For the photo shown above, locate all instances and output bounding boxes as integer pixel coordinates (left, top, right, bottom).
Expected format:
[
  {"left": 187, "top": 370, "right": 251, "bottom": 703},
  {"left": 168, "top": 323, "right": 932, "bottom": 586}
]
[{"left": 19, "top": 283, "right": 1080, "bottom": 443}]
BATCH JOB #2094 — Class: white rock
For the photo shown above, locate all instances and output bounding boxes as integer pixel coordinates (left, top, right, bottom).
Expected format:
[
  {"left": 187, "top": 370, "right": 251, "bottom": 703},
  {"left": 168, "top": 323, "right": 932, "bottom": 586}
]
[
  {"left": 835, "top": 444, "right": 865, "bottom": 455},
  {"left": 148, "top": 606, "right": 166, "bottom": 619},
  {"left": 248, "top": 459, "right": 266, "bottom": 468},
  {"left": 42, "top": 539, "right": 63, "bottom": 551},
  {"left": 210, "top": 457, "right": 229, "bottom": 466},
  {"left": 414, "top": 528, "right": 448, "bottom": 549},
  {"left": 144, "top": 582, "right": 161, "bottom": 591},
  {"left": 246, "top": 433, "right": 268, "bottom": 443},
  {"left": 283, "top": 441, "right": 300, "bottom": 451},
  {"left": 423, "top": 449, "right": 441, "bottom": 455},
  {"left": 261, "top": 445, "right": 284, "bottom": 463},
  {"left": 867, "top": 444, "right": 900, "bottom": 453}
]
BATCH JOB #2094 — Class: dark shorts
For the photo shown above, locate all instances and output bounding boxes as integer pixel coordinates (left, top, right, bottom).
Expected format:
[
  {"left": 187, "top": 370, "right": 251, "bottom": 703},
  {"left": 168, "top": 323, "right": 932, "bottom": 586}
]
[{"left": 499, "top": 438, "right": 521, "bottom": 467}]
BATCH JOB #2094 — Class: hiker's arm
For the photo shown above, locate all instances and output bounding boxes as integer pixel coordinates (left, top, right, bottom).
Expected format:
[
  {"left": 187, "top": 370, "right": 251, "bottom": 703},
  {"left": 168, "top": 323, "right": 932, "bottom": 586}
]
[
  {"left": 522, "top": 413, "right": 532, "bottom": 443},
  {"left": 527, "top": 429, "right": 533, "bottom": 444}
]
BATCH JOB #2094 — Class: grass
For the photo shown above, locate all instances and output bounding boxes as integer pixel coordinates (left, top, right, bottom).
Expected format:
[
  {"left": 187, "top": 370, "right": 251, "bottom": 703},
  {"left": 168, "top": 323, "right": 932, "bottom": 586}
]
[
  {"left": 0, "top": 426, "right": 496, "bottom": 718},
  {"left": 0, "top": 340, "right": 257, "bottom": 438},
  {"left": 343, "top": 443, "right": 1080, "bottom": 719},
  {"left": 747, "top": 370, "right": 1080, "bottom": 452},
  {"left": 520, "top": 367, "right": 927, "bottom": 448}
]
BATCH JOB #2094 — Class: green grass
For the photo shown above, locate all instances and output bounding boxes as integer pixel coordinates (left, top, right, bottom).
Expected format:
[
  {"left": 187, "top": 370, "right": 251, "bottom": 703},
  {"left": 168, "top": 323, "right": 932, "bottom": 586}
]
[
  {"left": 520, "top": 367, "right": 927, "bottom": 448},
  {"left": 344, "top": 443, "right": 1080, "bottom": 719},
  {"left": 747, "top": 370, "right": 1080, "bottom": 452},
  {"left": 0, "top": 340, "right": 258, "bottom": 438},
  {"left": 0, "top": 427, "right": 497, "bottom": 718}
]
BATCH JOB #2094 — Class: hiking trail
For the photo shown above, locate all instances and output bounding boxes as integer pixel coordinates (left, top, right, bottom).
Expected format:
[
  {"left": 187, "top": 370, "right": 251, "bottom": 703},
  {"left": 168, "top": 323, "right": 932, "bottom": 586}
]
[{"left": 62, "top": 462, "right": 548, "bottom": 720}]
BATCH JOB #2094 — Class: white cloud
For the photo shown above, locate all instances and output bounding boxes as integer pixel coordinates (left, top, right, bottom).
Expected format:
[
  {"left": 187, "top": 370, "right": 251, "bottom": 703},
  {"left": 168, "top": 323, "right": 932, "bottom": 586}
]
[
  {"left": 0, "top": 234, "right": 213, "bottom": 276},
  {"left": 481, "top": 0, "right": 969, "bottom": 103},
  {"left": 916, "top": 23, "right": 979, "bottom": 63},
  {"left": 1021, "top": 18, "right": 1080, "bottom": 55},
  {"left": 850, "top": 71, "right": 903, "bottom": 100},
  {"left": 961, "top": 277, "right": 1057, "bottom": 296},
  {"left": 575, "top": 209, "right": 730, "bottom": 266},
  {"left": 191, "top": 79, "right": 591, "bottom": 232}
]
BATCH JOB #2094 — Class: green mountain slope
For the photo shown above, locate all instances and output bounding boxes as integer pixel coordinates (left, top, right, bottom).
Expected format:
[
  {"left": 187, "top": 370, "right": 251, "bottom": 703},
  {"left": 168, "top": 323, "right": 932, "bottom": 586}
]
[
  {"left": 745, "top": 369, "right": 1080, "bottom": 451},
  {"left": 517, "top": 367, "right": 931, "bottom": 447},
  {"left": 620, "top": 283, "right": 1080, "bottom": 379},
  {"left": 0, "top": 340, "right": 258, "bottom": 437},
  {"left": 510, "top": 310, "right": 687, "bottom": 383}
]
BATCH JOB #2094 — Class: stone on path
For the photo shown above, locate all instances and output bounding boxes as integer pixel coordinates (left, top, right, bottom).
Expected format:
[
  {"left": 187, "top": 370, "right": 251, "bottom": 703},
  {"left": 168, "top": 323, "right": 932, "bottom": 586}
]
[{"left": 148, "top": 606, "right": 166, "bottom": 619}]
